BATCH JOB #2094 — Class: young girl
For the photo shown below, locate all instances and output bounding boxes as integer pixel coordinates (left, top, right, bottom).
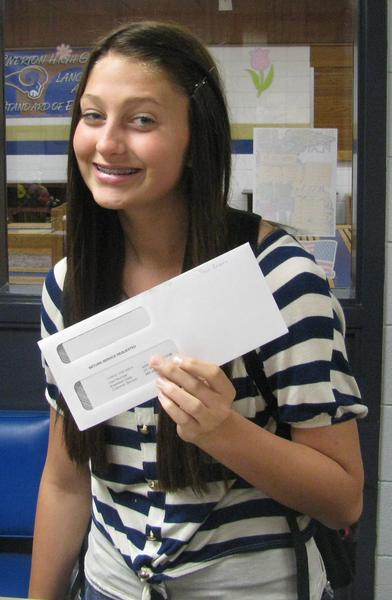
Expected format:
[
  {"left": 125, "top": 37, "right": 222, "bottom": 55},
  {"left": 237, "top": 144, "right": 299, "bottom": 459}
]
[{"left": 29, "top": 21, "right": 367, "bottom": 600}]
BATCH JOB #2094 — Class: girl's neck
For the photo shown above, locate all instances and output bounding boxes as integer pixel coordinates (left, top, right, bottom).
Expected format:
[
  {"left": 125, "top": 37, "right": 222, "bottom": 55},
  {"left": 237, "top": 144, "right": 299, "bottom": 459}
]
[{"left": 119, "top": 198, "right": 188, "bottom": 297}]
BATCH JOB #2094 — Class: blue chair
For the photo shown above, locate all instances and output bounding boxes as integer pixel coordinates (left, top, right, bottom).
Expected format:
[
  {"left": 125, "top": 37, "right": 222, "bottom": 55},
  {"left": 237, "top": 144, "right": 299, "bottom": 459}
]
[{"left": 0, "top": 410, "right": 49, "bottom": 598}]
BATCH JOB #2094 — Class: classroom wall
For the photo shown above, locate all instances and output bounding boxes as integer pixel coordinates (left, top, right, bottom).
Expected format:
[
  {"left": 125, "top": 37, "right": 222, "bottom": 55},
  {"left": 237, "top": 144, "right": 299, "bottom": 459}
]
[{"left": 375, "top": 2, "right": 392, "bottom": 598}]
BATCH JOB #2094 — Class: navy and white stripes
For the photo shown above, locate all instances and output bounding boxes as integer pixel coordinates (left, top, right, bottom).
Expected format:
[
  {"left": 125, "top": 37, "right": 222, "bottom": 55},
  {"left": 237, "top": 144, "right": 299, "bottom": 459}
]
[{"left": 40, "top": 228, "right": 367, "bottom": 598}]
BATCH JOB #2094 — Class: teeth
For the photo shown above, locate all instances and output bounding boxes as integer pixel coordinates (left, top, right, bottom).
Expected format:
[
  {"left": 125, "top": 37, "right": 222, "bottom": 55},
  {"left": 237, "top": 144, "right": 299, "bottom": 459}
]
[{"left": 97, "top": 165, "right": 138, "bottom": 176}]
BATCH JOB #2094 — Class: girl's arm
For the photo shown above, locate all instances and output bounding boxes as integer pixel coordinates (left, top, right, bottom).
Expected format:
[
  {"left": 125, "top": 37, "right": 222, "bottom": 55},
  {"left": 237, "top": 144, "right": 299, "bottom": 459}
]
[
  {"left": 150, "top": 355, "right": 364, "bottom": 530},
  {"left": 29, "top": 408, "right": 92, "bottom": 600},
  {"left": 195, "top": 408, "right": 363, "bottom": 529}
]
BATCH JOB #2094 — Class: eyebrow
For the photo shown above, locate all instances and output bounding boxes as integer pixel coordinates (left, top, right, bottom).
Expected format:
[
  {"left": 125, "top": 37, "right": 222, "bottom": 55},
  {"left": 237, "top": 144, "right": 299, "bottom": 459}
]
[{"left": 80, "top": 93, "right": 162, "bottom": 107}]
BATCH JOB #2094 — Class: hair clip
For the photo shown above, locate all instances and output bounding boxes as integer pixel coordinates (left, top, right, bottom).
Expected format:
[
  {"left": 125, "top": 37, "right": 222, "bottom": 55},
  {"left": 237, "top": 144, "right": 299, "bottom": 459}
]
[
  {"left": 191, "top": 66, "right": 215, "bottom": 97},
  {"left": 193, "top": 75, "right": 208, "bottom": 93}
]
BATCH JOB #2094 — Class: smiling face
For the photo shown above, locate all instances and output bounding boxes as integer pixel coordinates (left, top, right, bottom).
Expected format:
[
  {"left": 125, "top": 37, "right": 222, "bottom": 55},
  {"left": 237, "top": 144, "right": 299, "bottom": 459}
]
[{"left": 73, "top": 51, "right": 190, "bottom": 215}]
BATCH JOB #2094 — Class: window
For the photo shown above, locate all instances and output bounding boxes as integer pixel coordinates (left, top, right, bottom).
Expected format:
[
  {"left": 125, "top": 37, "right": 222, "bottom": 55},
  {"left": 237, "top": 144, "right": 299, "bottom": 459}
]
[{"left": 0, "top": 0, "right": 369, "bottom": 300}]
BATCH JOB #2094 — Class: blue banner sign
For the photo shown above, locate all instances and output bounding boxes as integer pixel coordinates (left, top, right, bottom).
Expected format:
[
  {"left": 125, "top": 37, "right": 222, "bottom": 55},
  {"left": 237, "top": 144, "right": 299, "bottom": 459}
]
[{"left": 5, "top": 46, "right": 89, "bottom": 117}]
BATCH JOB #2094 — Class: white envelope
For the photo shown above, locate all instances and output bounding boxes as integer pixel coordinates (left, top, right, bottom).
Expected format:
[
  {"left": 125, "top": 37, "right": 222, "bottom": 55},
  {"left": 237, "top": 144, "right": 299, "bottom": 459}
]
[{"left": 38, "top": 243, "right": 288, "bottom": 430}]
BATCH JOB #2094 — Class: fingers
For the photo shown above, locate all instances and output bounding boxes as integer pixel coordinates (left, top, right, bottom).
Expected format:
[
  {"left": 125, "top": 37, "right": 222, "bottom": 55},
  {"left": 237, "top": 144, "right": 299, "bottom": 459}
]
[
  {"left": 157, "top": 388, "right": 197, "bottom": 427},
  {"left": 156, "top": 375, "right": 210, "bottom": 417},
  {"left": 155, "top": 374, "right": 209, "bottom": 443},
  {"left": 157, "top": 389, "right": 202, "bottom": 443},
  {"left": 149, "top": 354, "right": 236, "bottom": 444},
  {"left": 150, "top": 354, "right": 235, "bottom": 401}
]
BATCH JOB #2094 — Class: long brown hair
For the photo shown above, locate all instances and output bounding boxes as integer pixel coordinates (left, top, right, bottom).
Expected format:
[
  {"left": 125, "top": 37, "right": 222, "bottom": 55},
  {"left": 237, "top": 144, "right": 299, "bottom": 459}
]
[{"left": 60, "top": 21, "right": 232, "bottom": 492}]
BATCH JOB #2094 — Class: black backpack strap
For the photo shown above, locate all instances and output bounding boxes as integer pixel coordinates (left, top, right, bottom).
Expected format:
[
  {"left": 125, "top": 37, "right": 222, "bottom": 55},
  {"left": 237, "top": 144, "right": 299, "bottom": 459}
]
[
  {"left": 242, "top": 350, "right": 290, "bottom": 440},
  {"left": 242, "top": 351, "right": 310, "bottom": 600},
  {"left": 242, "top": 350, "right": 276, "bottom": 409},
  {"left": 226, "top": 207, "right": 261, "bottom": 251},
  {"left": 286, "top": 513, "right": 311, "bottom": 600},
  {"left": 229, "top": 207, "right": 310, "bottom": 600},
  {"left": 237, "top": 210, "right": 355, "bottom": 596}
]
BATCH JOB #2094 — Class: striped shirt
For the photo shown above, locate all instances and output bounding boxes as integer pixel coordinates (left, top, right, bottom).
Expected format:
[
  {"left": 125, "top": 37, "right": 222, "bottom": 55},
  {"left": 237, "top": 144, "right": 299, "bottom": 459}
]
[{"left": 41, "top": 228, "right": 367, "bottom": 598}]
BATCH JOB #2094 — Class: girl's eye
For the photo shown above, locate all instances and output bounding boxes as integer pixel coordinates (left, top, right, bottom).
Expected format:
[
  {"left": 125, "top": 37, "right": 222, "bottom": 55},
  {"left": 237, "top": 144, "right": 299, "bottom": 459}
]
[
  {"left": 134, "top": 115, "right": 155, "bottom": 128},
  {"left": 81, "top": 111, "right": 103, "bottom": 123}
]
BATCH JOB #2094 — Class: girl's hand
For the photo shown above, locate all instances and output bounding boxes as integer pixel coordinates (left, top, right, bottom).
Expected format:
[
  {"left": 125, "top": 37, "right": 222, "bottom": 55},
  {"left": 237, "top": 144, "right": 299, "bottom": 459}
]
[{"left": 149, "top": 354, "right": 236, "bottom": 445}]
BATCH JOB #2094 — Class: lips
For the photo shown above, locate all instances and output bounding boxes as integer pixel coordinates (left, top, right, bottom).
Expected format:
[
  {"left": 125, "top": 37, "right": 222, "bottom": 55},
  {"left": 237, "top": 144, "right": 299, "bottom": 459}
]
[{"left": 95, "top": 163, "right": 141, "bottom": 176}]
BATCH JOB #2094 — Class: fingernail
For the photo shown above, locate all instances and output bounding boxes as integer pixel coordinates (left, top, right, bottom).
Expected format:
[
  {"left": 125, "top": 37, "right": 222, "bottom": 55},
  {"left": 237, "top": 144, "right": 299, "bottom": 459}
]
[
  {"left": 149, "top": 354, "right": 162, "bottom": 368},
  {"left": 172, "top": 355, "right": 182, "bottom": 365},
  {"left": 156, "top": 377, "right": 167, "bottom": 389}
]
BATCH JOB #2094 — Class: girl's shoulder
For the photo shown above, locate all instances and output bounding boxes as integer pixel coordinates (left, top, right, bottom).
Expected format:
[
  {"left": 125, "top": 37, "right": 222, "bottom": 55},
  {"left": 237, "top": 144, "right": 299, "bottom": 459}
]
[
  {"left": 256, "top": 227, "right": 326, "bottom": 281},
  {"left": 44, "top": 257, "right": 67, "bottom": 293},
  {"left": 41, "top": 257, "right": 67, "bottom": 329}
]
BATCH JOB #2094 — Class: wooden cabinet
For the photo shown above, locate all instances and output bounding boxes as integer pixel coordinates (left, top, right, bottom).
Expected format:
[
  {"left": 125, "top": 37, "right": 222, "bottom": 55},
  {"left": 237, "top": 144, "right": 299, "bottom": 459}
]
[
  {"left": 5, "top": 1, "right": 354, "bottom": 47},
  {"left": 311, "top": 46, "right": 353, "bottom": 160}
]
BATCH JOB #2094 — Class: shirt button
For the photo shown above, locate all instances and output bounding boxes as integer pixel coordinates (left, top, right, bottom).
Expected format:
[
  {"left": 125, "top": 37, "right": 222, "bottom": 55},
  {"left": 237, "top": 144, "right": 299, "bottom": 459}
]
[
  {"left": 147, "top": 479, "right": 159, "bottom": 490},
  {"left": 147, "top": 530, "right": 158, "bottom": 541},
  {"left": 139, "top": 424, "right": 150, "bottom": 435},
  {"left": 138, "top": 566, "right": 152, "bottom": 581}
]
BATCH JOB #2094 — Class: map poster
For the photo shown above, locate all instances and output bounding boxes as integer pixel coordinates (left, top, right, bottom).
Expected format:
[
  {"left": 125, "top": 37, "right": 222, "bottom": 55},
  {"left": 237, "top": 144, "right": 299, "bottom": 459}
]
[{"left": 252, "top": 128, "right": 338, "bottom": 236}]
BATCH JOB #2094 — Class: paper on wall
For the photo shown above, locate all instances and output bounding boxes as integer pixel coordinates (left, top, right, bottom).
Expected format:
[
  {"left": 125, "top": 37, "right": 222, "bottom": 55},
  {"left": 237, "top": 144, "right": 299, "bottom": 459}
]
[{"left": 253, "top": 127, "right": 338, "bottom": 236}]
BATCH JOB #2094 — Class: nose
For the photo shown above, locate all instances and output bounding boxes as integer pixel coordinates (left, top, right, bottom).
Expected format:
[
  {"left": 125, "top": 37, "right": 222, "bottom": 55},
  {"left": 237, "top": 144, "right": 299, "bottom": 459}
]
[{"left": 96, "top": 122, "right": 127, "bottom": 157}]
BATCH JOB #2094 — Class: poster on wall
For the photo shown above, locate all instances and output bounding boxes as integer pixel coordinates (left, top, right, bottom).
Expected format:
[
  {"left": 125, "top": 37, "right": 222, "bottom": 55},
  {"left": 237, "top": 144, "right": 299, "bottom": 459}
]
[
  {"left": 210, "top": 46, "right": 313, "bottom": 143},
  {"left": 5, "top": 45, "right": 88, "bottom": 183},
  {"left": 209, "top": 45, "right": 314, "bottom": 208},
  {"left": 5, "top": 45, "right": 88, "bottom": 117},
  {"left": 253, "top": 127, "right": 338, "bottom": 237}
]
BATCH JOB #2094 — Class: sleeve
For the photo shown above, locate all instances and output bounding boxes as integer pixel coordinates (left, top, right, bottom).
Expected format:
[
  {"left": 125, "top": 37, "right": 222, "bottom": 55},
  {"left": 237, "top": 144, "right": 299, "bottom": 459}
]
[
  {"left": 257, "top": 236, "right": 368, "bottom": 428},
  {"left": 40, "top": 258, "right": 67, "bottom": 411}
]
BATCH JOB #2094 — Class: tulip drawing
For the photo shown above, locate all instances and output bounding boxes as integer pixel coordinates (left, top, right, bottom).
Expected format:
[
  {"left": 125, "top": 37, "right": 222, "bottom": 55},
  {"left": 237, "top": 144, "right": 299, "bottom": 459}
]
[{"left": 246, "top": 48, "right": 274, "bottom": 97}]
